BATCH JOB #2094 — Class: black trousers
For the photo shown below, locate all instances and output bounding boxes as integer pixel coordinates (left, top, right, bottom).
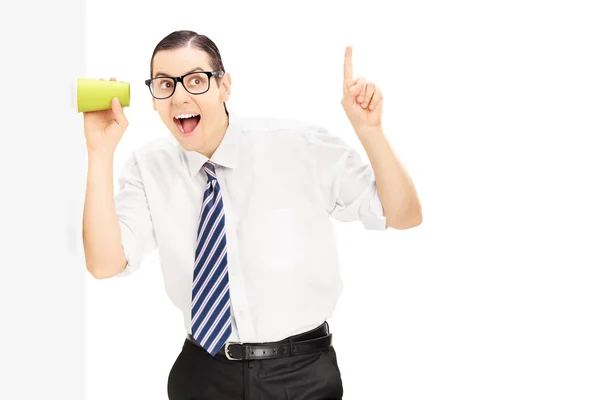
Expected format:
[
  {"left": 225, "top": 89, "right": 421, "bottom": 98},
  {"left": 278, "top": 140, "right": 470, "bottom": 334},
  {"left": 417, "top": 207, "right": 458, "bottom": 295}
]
[{"left": 167, "top": 323, "right": 344, "bottom": 399}]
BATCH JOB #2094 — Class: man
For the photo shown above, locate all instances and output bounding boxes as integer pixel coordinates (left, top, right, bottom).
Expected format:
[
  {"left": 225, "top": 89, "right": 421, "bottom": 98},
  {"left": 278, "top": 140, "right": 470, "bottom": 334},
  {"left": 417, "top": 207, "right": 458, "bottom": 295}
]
[{"left": 83, "top": 30, "right": 421, "bottom": 399}]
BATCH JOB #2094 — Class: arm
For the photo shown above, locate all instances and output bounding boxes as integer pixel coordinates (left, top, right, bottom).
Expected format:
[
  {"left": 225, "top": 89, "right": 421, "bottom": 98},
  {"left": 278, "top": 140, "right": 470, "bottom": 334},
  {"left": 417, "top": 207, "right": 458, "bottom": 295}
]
[
  {"left": 83, "top": 150, "right": 157, "bottom": 278},
  {"left": 341, "top": 45, "right": 422, "bottom": 230},
  {"left": 82, "top": 150, "right": 127, "bottom": 279},
  {"left": 355, "top": 126, "right": 422, "bottom": 229}
]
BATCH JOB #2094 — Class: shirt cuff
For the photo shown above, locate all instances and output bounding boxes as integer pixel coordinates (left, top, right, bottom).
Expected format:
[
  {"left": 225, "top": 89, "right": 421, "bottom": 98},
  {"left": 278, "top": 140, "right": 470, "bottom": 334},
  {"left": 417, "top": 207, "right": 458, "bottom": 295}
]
[
  {"left": 358, "top": 182, "right": 388, "bottom": 231},
  {"left": 114, "top": 221, "right": 141, "bottom": 277}
]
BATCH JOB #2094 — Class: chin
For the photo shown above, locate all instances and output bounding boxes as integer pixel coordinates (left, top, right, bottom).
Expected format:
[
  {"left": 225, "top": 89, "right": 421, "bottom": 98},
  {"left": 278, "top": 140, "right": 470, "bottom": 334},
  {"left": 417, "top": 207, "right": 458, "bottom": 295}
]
[
  {"left": 178, "top": 139, "right": 204, "bottom": 152},
  {"left": 172, "top": 125, "right": 206, "bottom": 152}
]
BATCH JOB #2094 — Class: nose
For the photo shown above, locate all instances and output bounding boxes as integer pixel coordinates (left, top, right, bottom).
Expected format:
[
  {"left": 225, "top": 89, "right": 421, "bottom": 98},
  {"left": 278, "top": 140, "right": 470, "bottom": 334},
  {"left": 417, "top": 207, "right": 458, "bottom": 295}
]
[{"left": 171, "top": 80, "right": 190, "bottom": 104}]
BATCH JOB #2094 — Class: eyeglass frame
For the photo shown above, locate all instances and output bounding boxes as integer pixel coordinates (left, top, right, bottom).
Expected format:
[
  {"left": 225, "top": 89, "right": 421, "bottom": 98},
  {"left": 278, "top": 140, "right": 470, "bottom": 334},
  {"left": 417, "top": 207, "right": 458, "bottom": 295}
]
[{"left": 144, "top": 70, "right": 225, "bottom": 99}]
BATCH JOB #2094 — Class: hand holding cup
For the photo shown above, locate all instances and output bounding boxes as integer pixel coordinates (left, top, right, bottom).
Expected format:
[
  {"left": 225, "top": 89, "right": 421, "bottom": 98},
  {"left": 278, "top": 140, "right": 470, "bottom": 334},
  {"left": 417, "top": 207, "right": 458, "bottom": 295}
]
[{"left": 82, "top": 77, "right": 130, "bottom": 154}]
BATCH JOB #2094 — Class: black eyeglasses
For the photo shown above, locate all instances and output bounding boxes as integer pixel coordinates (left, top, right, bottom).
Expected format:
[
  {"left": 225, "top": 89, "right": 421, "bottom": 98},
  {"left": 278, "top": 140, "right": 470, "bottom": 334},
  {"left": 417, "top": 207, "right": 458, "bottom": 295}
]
[{"left": 145, "top": 70, "right": 225, "bottom": 99}]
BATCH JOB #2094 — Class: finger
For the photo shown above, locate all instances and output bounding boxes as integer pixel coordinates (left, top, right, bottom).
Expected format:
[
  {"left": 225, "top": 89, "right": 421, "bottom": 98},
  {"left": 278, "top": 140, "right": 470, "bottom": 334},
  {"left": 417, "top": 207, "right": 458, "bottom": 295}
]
[
  {"left": 343, "top": 46, "right": 353, "bottom": 90},
  {"left": 369, "top": 87, "right": 383, "bottom": 110},
  {"left": 111, "top": 98, "right": 128, "bottom": 128},
  {"left": 347, "top": 80, "right": 364, "bottom": 97},
  {"left": 362, "top": 83, "right": 376, "bottom": 109},
  {"left": 355, "top": 77, "right": 366, "bottom": 103}
]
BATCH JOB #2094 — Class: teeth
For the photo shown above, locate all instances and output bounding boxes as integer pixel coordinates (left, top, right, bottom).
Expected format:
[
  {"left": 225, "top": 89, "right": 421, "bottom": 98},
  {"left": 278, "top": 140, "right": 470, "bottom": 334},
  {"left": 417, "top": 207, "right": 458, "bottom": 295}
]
[{"left": 175, "top": 113, "right": 199, "bottom": 119}]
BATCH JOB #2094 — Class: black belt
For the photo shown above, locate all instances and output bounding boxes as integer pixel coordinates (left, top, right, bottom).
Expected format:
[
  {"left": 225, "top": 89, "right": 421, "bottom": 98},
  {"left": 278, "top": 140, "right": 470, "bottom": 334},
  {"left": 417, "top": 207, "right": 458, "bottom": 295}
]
[{"left": 186, "top": 321, "right": 332, "bottom": 361}]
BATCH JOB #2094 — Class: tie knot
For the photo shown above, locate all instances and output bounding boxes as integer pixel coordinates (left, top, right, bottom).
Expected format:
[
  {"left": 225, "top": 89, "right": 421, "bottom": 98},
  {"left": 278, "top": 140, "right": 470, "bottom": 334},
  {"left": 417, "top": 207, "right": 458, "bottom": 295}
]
[{"left": 202, "top": 161, "right": 217, "bottom": 182}]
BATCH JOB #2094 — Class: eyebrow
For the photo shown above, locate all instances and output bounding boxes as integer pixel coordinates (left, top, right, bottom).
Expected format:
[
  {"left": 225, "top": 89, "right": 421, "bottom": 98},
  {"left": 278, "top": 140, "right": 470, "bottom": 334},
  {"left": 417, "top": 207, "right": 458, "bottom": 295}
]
[{"left": 154, "top": 67, "right": 206, "bottom": 78}]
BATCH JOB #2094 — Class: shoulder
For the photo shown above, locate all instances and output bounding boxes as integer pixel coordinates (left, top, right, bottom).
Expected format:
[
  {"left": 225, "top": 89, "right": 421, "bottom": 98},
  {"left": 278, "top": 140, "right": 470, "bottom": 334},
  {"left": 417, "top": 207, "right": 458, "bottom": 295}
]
[
  {"left": 123, "top": 136, "right": 182, "bottom": 168},
  {"left": 131, "top": 136, "right": 179, "bottom": 156},
  {"left": 237, "top": 114, "right": 326, "bottom": 140}
]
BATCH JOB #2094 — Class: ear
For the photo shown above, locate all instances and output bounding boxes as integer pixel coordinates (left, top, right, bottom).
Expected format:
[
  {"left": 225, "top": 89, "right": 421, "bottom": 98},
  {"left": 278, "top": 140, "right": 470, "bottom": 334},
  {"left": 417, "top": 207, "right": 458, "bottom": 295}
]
[
  {"left": 220, "top": 72, "right": 232, "bottom": 102},
  {"left": 152, "top": 97, "right": 157, "bottom": 111}
]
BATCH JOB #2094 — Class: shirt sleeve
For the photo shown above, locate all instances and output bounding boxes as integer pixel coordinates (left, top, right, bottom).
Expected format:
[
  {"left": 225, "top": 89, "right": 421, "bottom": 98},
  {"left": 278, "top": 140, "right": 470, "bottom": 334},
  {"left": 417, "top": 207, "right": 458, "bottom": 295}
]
[
  {"left": 310, "top": 126, "right": 388, "bottom": 231},
  {"left": 114, "top": 154, "right": 157, "bottom": 277}
]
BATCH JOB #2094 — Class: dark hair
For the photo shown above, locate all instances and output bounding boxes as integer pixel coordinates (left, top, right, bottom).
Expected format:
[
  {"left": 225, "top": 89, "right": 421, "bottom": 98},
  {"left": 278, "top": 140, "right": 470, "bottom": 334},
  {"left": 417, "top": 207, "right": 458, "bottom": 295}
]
[{"left": 150, "top": 30, "right": 226, "bottom": 88}]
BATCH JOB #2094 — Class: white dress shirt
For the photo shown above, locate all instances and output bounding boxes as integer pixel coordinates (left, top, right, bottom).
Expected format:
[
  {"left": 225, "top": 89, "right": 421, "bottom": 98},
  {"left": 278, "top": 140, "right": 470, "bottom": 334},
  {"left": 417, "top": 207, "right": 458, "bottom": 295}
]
[{"left": 114, "top": 110, "right": 388, "bottom": 343}]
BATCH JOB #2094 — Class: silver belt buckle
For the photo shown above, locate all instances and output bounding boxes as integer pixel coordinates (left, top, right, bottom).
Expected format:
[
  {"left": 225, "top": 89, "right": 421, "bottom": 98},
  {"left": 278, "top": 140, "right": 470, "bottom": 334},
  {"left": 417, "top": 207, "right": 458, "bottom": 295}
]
[{"left": 225, "top": 342, "right": 244, "bottom": 361}]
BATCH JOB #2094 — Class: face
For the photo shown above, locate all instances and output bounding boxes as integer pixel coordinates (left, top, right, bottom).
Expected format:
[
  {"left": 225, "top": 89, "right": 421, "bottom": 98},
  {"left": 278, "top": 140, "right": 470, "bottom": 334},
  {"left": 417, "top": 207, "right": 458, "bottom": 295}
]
[{"left": 150, "top": 46, "right": 231, "bottom": 154}]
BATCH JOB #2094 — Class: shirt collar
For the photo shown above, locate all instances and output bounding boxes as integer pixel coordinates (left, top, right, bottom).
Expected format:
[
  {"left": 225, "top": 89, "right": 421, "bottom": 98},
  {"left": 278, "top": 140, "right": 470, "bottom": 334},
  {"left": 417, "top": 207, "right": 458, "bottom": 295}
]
[{"left": 182, "top": 109, "right": 243, "bottom": 178}]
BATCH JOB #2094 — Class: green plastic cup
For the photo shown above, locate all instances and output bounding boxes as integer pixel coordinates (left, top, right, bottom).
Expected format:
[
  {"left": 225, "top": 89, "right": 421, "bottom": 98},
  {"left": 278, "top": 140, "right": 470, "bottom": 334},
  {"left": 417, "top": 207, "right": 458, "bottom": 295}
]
[{"left": 76, "top": 78, "right": 130, "bottom": 113}]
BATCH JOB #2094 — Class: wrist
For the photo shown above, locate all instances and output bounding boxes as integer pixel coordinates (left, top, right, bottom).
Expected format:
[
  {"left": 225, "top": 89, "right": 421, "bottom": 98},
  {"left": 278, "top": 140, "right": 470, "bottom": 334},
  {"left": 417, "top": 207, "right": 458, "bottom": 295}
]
[
  {"left": 354, "top": 124, "right": 384, "bottom": 142},
  {"left": 87, "top": 147, "right": 115, "bottom": 163}
]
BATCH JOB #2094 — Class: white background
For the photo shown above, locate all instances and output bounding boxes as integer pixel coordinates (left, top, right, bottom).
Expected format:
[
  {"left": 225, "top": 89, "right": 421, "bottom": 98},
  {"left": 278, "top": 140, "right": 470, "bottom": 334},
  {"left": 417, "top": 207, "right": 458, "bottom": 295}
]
[
  {"left": 1, "top": 0, "right": 86, "bottom": 398},
  {"left": 85, "top": 1, "right": 600, "bottom": 399}
]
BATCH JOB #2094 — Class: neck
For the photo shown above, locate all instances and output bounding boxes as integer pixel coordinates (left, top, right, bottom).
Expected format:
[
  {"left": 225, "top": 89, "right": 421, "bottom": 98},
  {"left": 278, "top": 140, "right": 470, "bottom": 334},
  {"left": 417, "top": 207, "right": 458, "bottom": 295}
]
[{"left": 198, "top": 110, "right": 229, "bottom": 158}]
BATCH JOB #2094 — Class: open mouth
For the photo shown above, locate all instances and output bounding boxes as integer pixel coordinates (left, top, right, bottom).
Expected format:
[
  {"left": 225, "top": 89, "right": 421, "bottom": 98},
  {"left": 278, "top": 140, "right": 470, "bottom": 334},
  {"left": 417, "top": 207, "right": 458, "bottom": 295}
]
[{"left": 174, "top": 113, "right": 201, "bottom": 135}]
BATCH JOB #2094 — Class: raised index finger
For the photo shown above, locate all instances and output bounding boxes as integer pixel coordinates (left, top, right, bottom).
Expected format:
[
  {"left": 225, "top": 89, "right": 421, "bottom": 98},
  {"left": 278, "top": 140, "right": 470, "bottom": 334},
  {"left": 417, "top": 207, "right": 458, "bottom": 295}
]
[{"left": 344, "top": 46, "right": 353, "bottom": 89}]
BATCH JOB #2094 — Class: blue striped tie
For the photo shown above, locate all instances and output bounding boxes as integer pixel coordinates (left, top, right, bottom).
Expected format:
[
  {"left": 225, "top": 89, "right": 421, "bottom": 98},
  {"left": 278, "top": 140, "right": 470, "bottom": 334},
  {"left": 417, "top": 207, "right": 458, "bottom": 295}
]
[{"left": 191, "top": 160, "right": 232, "bottom": 356}]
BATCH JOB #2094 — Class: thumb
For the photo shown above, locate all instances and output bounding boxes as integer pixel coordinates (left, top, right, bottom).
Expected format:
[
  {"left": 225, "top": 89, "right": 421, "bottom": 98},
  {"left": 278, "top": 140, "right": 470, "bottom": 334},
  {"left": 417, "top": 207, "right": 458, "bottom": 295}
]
[
  {"left": 111, "top": 98, "right": 129, "bottom": 129},
  {"left": 342, "top": 81, "right": 364, "bottom": 108},
  {"left": 347, "top": 81, "right": 364, "bottom": 98}
]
